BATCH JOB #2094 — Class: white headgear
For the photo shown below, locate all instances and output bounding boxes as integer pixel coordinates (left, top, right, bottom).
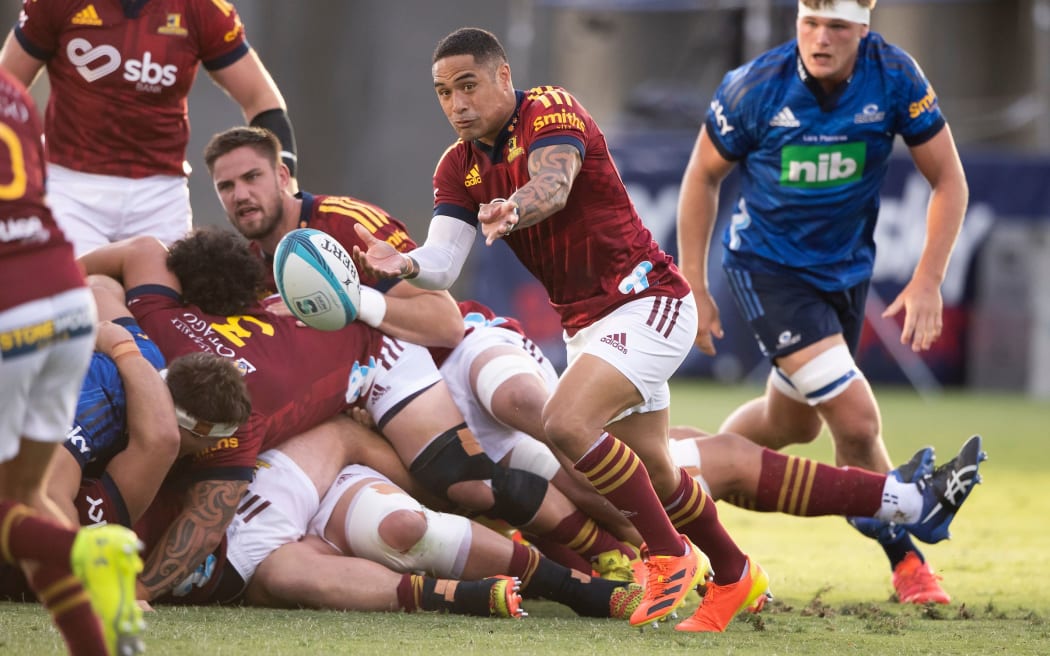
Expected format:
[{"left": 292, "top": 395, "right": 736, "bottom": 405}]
[{"left": 798, "top": 1, "right": 871, "bottom": 25}]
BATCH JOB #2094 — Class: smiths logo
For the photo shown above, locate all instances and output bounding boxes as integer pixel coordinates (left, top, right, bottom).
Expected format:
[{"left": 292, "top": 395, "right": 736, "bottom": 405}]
[
  {"left": 71, "top": 4, "right": 103, "bottom": 26},
  {"left": 533, "top": 109, "right": 585, "bottom": 133},
  {"left": 464, "top": 163, "right": 481, "bottom": 187},
  {"left": 909, "top": 85, "right": 938, "bottom": 119},
  {"left": 158, "top": 14, "right": 188, "bottom": 36},
  {"left": 506, "top": 136, "right": 524, "bottom": 163}
]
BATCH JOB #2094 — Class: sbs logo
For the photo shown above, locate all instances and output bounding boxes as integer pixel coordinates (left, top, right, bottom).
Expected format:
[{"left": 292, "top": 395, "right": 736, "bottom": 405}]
[
  {"left": 66, "top": 38, "right": 177, "bottom": 89},
  {"left": 780, "top": 143, "right": 866, "bottom": 188}
]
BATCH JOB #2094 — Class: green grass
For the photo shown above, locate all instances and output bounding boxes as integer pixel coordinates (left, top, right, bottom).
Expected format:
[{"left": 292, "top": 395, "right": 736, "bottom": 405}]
[{"left": 3, "top": 382, "right": 1048, "bottom": 655}]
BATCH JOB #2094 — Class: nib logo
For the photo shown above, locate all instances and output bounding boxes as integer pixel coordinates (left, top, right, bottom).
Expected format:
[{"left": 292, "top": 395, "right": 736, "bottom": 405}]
[{"left": 600, "top": 332, "right": 628, "bottom": 354}]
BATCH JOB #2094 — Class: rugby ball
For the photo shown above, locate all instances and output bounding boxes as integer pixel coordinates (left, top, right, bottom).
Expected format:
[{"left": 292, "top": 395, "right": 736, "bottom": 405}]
[{"left": 273, "top": 228, "right": 361, "bottom": 331}]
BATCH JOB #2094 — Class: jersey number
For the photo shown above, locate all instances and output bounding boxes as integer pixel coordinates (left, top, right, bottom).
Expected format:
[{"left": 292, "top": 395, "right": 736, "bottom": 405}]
[{"left": 0, "top": 123, "right": 28, "bottom": 201}]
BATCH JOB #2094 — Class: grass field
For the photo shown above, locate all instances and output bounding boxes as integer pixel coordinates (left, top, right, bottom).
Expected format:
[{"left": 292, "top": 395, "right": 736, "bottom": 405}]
[{"left": 2, "top": 381, "right": 1047, "bottom": 655}]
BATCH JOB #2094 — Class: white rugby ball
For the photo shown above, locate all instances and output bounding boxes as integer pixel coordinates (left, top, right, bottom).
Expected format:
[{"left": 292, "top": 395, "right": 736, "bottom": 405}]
[{"left": 273, "top": 227, "right": 361, "bottom": 331}]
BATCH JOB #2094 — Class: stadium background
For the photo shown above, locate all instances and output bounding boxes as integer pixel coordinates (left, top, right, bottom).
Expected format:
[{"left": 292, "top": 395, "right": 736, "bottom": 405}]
[{"left": 7, "top": 0, "right": 1048, "bottom": 396}]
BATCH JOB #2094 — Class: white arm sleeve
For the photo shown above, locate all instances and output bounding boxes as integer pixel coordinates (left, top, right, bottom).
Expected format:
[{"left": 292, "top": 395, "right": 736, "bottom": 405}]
[{"left": 405, "top": 214, "right": 477, "bottom": 290}]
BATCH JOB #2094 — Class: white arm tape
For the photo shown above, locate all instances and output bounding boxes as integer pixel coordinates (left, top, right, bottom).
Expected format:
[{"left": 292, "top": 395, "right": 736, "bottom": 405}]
[
  {"left": 356, "top": 286, "right": 388, "bottom": 328},
  {"left": 404, "top": 214, "right": 477, "bottom": 290}
]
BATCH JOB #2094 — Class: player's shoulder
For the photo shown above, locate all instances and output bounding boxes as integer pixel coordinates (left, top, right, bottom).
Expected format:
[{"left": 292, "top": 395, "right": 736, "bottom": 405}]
[
  {"left": 520, "top": 85, "right": 590, "bottom": 118},
  {"left": 184, "top": 0, "right": 240, "bottom": 17},
  {"left": 719, "top": 40, "right": 796, "bottom": 112},
  {"left": 20, "top": 0, "right": 82, "bottom": 21},
  {"left": 860, "top": 32, "right": 927, "bottom": 84},
  {"left": 434, "top": 138, "right": 469, "bottom": 175}
]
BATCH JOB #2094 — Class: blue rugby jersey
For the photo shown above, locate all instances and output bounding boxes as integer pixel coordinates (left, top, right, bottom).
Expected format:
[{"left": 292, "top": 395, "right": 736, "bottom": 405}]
[
  {"left": 64, "top": 323, "right": 166, "bottom": 475},
  {"left": 704, "top": 32, "right": 945, "bottom": 291}
]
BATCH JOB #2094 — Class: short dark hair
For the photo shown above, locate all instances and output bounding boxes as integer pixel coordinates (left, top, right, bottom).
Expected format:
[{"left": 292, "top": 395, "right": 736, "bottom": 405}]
[
  {"left": 166, "top": 352, "right": 252, "bottom": 427},
  {"left": 203, "top": 126, "right": 281, "bottom": 174},
  {"left": 433, "top": 27, "right": 507, "bottom": 67},
  {"left": 167, "top": 227, "right": 266, "bottom": 316}
]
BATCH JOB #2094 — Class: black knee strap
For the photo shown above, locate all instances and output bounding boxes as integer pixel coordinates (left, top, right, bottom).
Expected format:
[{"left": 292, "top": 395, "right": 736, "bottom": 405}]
[{"left": 409, "top": 423, "right": 548, "bottom": 525}]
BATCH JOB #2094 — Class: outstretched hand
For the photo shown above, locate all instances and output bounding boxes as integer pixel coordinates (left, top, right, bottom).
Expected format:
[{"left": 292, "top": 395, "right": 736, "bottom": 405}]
[
  {"left": 352, "top": 223, "right": 409, "bottom": 279},
  {"left": 477, "top": 199, "right": 519, "bottom": 246},
  {"left": 882, "top": 276, "right": 944, "bottom": 352}
]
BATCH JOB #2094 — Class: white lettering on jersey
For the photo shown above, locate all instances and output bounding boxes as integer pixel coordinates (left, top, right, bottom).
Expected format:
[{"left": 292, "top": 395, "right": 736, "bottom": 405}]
[
  {"left": 711, "top": 100, "right": 735, "bottom": 136},
  {"left": 85, "top": 495, "right": 107, "bottom": 525},
  {"left": 0, "top": 216, "right": 47, "bottom": 243},
  {"left": 123, "top": 51, "right": 177, "bottom": 87},
  {"left": 66, "top": 425, "right": 91, "bottom": 455},
  {"left": 66, "top": 39, "right": 177, "bottom": 88}
]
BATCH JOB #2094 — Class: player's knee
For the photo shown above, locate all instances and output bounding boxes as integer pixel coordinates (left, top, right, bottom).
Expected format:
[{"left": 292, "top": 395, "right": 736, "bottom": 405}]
[
  {"left": 541, "top": 399, "right": 594, "bottom": 456},
  {"left": 377, "top": 509, "right": 428, "bottom": 553},
  {"left": 490, "top": 466, "right": 548, "bottom": 526}
]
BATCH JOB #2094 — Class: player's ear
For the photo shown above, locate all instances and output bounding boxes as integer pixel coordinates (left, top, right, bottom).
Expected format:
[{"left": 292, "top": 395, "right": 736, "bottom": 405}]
[
  {"left": 277, "top": 161, "right": 292, "bottom": 190},
  {"left": 498, "top": 62, "right": 512, "bottom": 89}
]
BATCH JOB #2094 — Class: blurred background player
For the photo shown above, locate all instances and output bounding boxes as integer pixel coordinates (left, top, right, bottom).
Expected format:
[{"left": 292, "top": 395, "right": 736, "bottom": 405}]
[
  {"left": 354, "top": 27, "right": 764, "bottom": 632},
  {"left": 0, "top": 66, "right": 143, "bottom": 656},
  {"left": 0, "top": 0, "right": 297, "bottom": 256},
  {"left": 675, "top": 0, "right": 969, "bottom": 604}
]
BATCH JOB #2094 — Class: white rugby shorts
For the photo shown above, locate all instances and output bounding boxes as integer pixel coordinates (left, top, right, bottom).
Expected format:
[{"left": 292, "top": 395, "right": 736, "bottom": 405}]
[
  {"left": 439, "top": 325, "right": 558, "bottom": 463},
  {"left": 224, "top": 449, "right": 318, "bottom": 583},
  {"left": 47, "top": 164, "right": 191, "bottom": 257},
  {"left": 0, "top": 287, "right": 96, "bottom": 462},
  {"left": 564, "top": 293, "right": 697, "bottom": 419}
]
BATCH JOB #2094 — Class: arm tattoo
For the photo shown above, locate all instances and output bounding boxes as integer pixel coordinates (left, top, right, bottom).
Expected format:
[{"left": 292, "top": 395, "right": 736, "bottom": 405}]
[
  {"left": 138, "top": 478, "right": 248, "bottom": 600},
  {"left": 511, "top": 144, "right": 582, "bottom": 228}
]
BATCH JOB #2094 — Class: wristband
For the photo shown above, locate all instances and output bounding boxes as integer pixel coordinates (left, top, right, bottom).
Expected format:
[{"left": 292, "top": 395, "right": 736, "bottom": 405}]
[
  {"left": 399, "top": 255, "right": 418, "bottom": 280},
  {"left": 357, "top": 287, "right": 388, "bottom": 327},
  {"left": 109, "top": 340, "right": 141, "bottom": 361}
]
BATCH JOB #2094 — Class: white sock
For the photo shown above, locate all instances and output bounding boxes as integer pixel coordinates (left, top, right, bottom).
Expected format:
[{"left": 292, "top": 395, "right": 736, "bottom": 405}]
[{"left": 874, "top": 477, "right": 923, "bottom": 525}]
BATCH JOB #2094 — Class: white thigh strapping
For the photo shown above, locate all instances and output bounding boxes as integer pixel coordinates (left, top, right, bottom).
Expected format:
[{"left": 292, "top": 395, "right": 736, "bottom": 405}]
[
  {"left": 775, "top": 344, "right": 863, "bottom": 406},
  {"left": 0, "top": 287, "right": 96, "bottom": 461},
  {"left": 309, "top": 464, "right": 472, "bottom": 577},
  {"left": 225, "top": 450, "right": 319, "bottom": 583},
  {"left": 439, "top": 326, "right": 557, "bottom": 463},
  {"left": 564, "top": 293, "right": 697, "bottom": 421}
]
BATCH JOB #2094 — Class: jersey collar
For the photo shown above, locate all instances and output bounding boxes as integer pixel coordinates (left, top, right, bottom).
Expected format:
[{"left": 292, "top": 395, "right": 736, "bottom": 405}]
[
  {"left": 474, "top": 90, "right": 525, "bottom": 164},
  {"left": 795, "top": 49, "right": 854, "bottom": 112},
  {"left": 296, "top": 191, "right": 315, "bottom": 229}
]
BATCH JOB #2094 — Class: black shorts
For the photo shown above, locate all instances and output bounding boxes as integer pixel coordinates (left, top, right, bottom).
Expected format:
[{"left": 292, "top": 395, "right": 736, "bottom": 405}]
[{"left": 723, "top": 267, "right": 868, "bottom": 362}]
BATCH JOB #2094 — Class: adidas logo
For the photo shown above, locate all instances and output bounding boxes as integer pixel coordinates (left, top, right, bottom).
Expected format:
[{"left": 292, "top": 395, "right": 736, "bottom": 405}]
[
  {"left": 600, "top": 332, "right": 628, "bottom": 354},
  {"left": 72, "top": 4, "right": 103, "bottom": 26},
  {"left": 464, "top": 164, "right": 481, "bottom": 187},
  {"left": 769, "top": 106, "right": 800, "bottom": 128}
]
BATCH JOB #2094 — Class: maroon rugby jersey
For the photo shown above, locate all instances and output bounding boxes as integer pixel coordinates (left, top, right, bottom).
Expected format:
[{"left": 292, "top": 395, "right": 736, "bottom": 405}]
[
  {"left": 252, "top": 191, "right": 417, "bottom": 292},
  {"left": 0, "top": 67, "right": 83, "bottom": 311},
  {"left": 125, "top": 286, "right": 384, "bottom": 478},
  {"left": 14, "top": 0, "right": 248, "bottom": 177},
  {"left": 432, "top": 86, "right": 690, "bottom": 333}
]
